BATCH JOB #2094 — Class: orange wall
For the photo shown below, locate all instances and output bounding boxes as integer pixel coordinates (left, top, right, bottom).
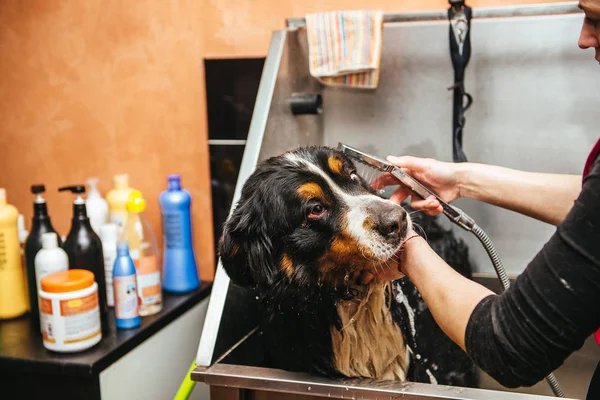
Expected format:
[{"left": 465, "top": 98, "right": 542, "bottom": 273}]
[
  {"left": 0, "top": 0, "right": 567, "bottom": 285},
  {"left": 0, "top": 1, "right": 215, "bottom": 281},
  {"left": 202, "top": 0, "right": 568, "bottom": 58}
]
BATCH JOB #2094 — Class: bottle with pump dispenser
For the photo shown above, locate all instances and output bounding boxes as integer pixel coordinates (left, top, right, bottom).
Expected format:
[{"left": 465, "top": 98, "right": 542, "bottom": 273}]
[
  {"left": 86, "top": 178, "right": 109, "bottom": 235},
  {"left": 100, "top": 223, "right": 118, "bottom": 307},
  {"left": 0, "top": 188, "right": 30, "bottom": 319},
  {"left": 106, "top": 174, "right": 135, "bottom": 227},
  {"left": 113, "top": 242, "right": 141, "bottom": 329},
  {"left": 34, "top": 232, "right": 69, "bottom": 295},
  {"left": 25, "top": 185, "right": 62, "bottom": 331},
  {"left": 121, "top": 190, "right": 162, "bottom": 316},
  {"left": 159, "top": 174, "right": 200, "bottom": 293},
  {"left": 59, "top": 185, "right": 109, "bottom": 331}
]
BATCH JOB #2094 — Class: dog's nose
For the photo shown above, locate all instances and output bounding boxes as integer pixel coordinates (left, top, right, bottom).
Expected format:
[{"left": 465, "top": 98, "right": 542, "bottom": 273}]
[{"left": 369, "top": 201, "right": 407, "bottom": 239}]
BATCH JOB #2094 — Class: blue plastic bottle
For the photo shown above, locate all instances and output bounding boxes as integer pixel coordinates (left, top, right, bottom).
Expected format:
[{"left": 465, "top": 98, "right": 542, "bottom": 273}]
[
  {"left": 113, "top": 242, "right": 141, "bottom": 329},
  {"left": 159, "top": 174, "right": 201, "bottom": 293}
]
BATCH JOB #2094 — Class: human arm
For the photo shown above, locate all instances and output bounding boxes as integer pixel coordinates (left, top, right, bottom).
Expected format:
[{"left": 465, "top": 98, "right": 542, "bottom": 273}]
[
  {"left": 377, "top": 156, "right": 581, "bottom": 226},
  {"left": 395, "top": 158, "right": 600, "bottom": 387},
  {"left": 400, "top": 236, "right": 493, "bottom": 351}
]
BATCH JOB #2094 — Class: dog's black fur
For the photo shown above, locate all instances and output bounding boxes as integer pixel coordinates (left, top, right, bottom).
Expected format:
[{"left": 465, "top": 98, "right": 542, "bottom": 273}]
[{"left": 219, "top": 146, "right": 478, "bottom": 387}]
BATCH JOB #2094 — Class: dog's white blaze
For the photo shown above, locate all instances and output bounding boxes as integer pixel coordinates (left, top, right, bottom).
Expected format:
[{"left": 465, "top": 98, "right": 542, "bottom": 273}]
[{"left": 285, "top": 152, "right": 410, "bottom": 259}]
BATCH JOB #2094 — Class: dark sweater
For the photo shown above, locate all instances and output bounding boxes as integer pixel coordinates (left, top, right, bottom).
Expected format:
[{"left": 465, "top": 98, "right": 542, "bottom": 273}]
[{"left": 465, "top": 157, "right": 600, "bottom": 390}]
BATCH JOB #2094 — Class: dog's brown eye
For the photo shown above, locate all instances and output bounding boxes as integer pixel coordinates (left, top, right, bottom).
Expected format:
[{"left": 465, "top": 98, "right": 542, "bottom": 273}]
[{"left": 308, "top": 204, "right": 326, "bottom": 219}]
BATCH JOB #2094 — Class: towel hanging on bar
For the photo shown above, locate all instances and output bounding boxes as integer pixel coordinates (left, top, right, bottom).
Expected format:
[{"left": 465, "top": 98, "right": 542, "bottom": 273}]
[{"left": 305, "top": 10, "right": 384, "bottom": 89}]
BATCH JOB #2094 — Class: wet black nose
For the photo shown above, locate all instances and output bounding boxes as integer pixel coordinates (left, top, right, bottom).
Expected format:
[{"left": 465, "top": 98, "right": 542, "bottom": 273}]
[{"left": 369, "top": 202, "right": 407, "bottom": 239}]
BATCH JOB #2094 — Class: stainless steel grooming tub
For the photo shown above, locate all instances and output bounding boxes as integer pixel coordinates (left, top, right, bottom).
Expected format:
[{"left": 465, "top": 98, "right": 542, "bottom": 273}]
[{"left": 193, "top": 2, "right": 600, "bottom": 399}]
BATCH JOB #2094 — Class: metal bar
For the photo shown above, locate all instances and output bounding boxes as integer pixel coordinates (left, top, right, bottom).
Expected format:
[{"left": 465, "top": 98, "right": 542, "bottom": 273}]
[
  {"left": 286, "top": 1, "right": 581, "bottom": 28},
  {"left": 195, "top": 29, "right": 288, "bottom": 368},
  {"left": 193, "top": 364, "right": 570, "bottom": 400},
  {"left": 208, "top": 139, "right": 248, "bottom": 145}
]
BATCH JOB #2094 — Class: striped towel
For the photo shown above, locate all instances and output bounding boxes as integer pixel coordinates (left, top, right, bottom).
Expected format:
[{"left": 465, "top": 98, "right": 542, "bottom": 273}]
[{"left": 305, "top": 10, "right": 383, "bottom": 89}]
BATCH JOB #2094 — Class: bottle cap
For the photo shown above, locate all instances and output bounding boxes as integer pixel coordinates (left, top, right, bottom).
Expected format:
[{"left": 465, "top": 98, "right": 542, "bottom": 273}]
[
  {"left": 117, "top": 241, "right": 130, "bottom": 256},
  {"left": 58, "top": 185, "right": 86, "bottom": 205},
  {"left": 42, "top": 232, "right": 58, "bottom": 249},
  {"left": 41, "top": 270, "right": 94, "bottom": 293},
  {"left": 126, "top": 190, "right": 146, "bottom": 213},
  {"left": 86, "top": 178, "right": 101, "bottom": 198},
  {"left": 100, "top": 223, "right": 118, "bottom": 243},
  {"left": 0, "top": 188, "right": 6, "bottom": 206},
  {"left": 168, "top": 174, "right": 181, "bottom": 190},
  {"left": 114, "top": 174, "right": 129, "bottom": 190},
  {"left": 31, "top": 185, "right": 47, "bottom": 204}
]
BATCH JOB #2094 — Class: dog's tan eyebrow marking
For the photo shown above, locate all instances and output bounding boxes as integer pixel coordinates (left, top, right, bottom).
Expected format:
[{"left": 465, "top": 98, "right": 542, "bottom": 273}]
[
  {"left": 328, "top": 156, "right": 344, "bottom": 175},
  {"left": 297, "top": 182, "right": 324, "bottom": 200},
  {"left": 362, "top": 217, "right": 375, "bottom": 231},
  {"left": 281, "top": 253, "right": 294, "bottom": 278}
]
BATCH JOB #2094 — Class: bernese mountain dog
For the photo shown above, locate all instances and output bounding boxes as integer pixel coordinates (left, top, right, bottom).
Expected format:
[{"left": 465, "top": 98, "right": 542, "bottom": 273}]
[{"left": 218, "top": 145, "right": 478, "bottom": 387}]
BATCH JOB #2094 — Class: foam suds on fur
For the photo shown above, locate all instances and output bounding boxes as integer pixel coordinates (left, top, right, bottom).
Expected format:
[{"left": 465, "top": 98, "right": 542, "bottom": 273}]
[
  {"left": 393, "top": 282, "right": 416, "bottom": 338},
  {"left": 331, "top": 283, "right": 409, "bottom": 381}
]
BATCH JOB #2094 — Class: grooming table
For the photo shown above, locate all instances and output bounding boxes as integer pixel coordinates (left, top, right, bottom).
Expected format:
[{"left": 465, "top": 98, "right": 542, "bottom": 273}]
[{"left": 193, "top": 2, "right": 599, "bottom": 399}]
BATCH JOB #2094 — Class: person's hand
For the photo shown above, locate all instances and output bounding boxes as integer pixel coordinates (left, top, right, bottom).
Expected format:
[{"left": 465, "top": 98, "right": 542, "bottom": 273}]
[
  {"left": 358, "top": 232, "right": 423, "bottom": 284},
  {"left": 370, "top": 156, "right": 462, "bottom": 216}
]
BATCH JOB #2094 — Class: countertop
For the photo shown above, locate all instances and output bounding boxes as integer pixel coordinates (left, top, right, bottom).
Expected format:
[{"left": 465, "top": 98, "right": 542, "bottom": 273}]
[{"left": 0, "top": 283, "right": 211, "bottom": 377}]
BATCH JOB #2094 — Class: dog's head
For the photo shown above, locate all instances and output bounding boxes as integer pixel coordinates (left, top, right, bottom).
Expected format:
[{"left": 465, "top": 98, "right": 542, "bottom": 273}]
[{"left": 219, "top": 146, "right": 411, "bottom": 289}]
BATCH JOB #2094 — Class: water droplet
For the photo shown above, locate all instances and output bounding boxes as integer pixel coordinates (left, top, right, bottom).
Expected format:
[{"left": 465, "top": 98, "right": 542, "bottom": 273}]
[
  {"left": 416, "top": 354, "right": 421, "bottom": 360},
  {"left": 308, "top": 386, "right": 311, "bottom": 391},
  {"left": 255, "top": 296, "right": 259, "bottom": 300}
]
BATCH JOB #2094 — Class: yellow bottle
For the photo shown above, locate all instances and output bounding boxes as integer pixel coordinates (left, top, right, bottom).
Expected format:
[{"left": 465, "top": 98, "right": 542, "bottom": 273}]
[
  {"left": 106, "top": 174, "right": 135, "bottom": 227},
  {"left": 0, "top": 188, "right": 29, "bottom": 319}
]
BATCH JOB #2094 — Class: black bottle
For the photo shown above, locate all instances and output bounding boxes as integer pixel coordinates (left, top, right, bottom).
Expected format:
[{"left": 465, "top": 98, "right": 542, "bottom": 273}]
[
  {"left": 59, "top": 185, "right": 109, "bottom": 332},
  {"left": 24, "top": 184, "right": 62, "bottom": 334}
]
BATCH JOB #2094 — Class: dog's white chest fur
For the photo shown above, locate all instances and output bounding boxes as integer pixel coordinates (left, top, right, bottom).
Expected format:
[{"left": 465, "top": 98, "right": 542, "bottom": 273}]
[{"left": 331, "top": 283, "right": 410, "bottom": 381}]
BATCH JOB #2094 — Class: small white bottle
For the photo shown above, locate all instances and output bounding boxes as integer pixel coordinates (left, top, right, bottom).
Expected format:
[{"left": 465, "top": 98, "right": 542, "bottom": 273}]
[
  {"left": 100, "top": 223, "right": 118, "bottom": 307},
  {"left": 17, "top": 214, "right": 29, "bottom": 247},
  {"left": 34, "top": 232, "right": 69, "bottom": 295},
  {"left": 86, "top": 178, "right": 109, "bottom": 235}
]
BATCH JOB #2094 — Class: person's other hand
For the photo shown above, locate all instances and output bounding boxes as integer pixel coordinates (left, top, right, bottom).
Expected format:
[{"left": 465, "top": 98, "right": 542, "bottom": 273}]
[{"left": 371, "top": 156, "right": 462, "bottom": 216}]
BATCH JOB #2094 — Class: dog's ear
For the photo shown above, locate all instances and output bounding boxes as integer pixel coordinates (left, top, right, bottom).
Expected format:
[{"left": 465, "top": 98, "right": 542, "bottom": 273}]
[
  {"left": 219, "top": 211, "right": 256, "bottom": 287},
  {"left": 218, "top": 194, "right": 279, "bottom": 288}
]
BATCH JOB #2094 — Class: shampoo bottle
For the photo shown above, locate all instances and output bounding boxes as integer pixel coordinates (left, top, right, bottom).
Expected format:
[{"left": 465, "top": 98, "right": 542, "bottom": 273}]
[
  {"left": 59, "top": 185, "right": 109, "bottom": 331},
  {"left": 86, "top": 178, "right": 109, "bottom": 235},
  {"left": 0, "top": 188, "right": 29, "bottom": 319},
  {"left": 25, "top": 184, "right": 62, "bottom": 331},
  {"left": 113, "top": 242, "right": 141, "bottom": 329},
  {"left": 106, "top": 174, "right": 135, "bottom": 227},
  {"left": 159, "top": 174, "right": 200, "bottom": 293},
  {"left": 121, "top": 190, "right": 162, "bottom": 316},
  {"left": 100, "top": 223, "right": 118, "bottom": 307},
  {"left": 34, "top": 232, "right": 69, "bottom": 295},
  {"left": 17, "top": 214, "right": 28, "bottom": 259}
]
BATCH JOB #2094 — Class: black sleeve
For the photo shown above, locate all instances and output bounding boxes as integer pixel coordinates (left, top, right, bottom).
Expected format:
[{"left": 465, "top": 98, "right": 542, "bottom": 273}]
[{"left": 465, "top": 158, "right": 600, "bottom": 388}]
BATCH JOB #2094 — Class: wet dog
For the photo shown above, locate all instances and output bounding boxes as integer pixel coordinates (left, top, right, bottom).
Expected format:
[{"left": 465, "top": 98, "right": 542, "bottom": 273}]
[{"left": 218, "top": 146, "right": 478, "bottom": 386}]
